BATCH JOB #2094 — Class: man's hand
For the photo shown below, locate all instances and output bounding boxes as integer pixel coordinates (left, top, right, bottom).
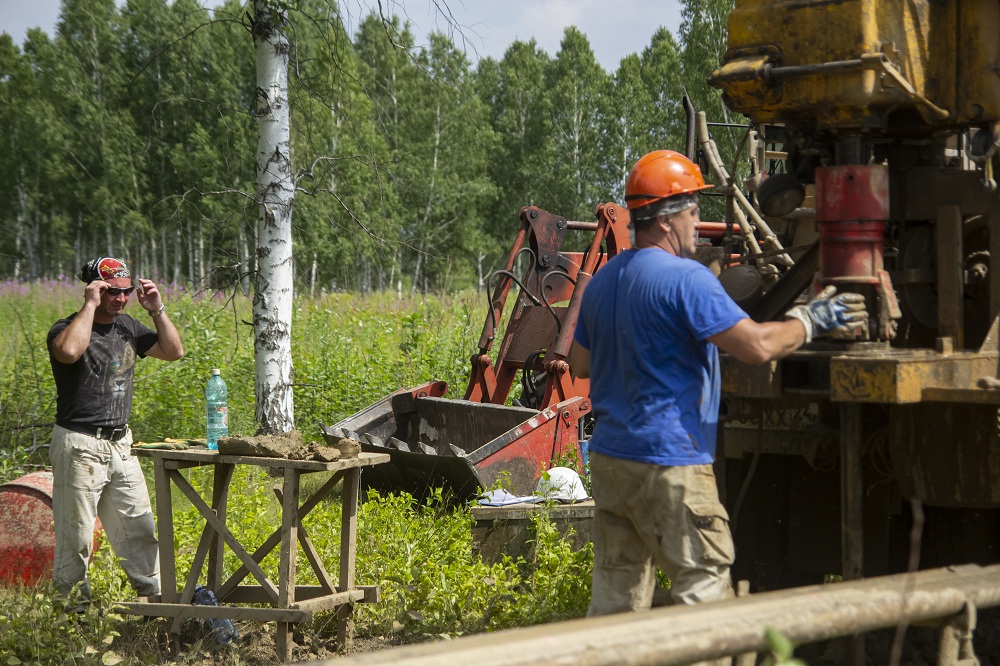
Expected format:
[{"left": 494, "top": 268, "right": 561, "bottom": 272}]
[
  {"left": 785, "top": 286, "right": 868, "bottom": 343},
  {"left": 84, "top": 280, "right": 109, "bottom": 308},
  {"left": 135, "top": 278, "right": 163, "bottom": 313},
  {"left": 136, "top": 278, "right": 184, "bottom": 361}
]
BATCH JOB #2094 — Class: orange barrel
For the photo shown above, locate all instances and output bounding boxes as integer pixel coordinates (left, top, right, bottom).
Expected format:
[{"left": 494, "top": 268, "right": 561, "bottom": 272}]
[{"left": 0, "top": 471, "right": 102, "bottom": 586}]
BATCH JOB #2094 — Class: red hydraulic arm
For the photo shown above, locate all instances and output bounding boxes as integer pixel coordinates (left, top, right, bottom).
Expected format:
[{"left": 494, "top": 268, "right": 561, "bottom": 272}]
[{"left": 463, "top": 203, "right": 631, "bottom": 409}]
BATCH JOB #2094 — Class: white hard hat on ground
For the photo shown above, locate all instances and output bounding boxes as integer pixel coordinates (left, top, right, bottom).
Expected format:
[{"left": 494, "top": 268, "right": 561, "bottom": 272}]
[{"left": 535, "top": 467, "right": 590, "bottom": 503}]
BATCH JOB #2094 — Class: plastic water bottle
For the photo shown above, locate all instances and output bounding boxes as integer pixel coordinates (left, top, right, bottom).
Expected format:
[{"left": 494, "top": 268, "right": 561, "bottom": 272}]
[
  {"left": 193, "top": 585, "right": 238, "bottom": 645},
  {"left": 206, "top": 369, "right": 228, "bottom": 451}
]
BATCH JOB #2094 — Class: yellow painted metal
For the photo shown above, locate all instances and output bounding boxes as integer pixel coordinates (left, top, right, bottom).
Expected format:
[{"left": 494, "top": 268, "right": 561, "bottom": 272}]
[
  {"left": 712, "top": 0, "right": 1000, "bottom": 130},
  {"left": 829, "top": 351, "right": 1000, "bottom": 403},
  {"left": 829, "top": 353, "right": 927, "bottom": 403}
]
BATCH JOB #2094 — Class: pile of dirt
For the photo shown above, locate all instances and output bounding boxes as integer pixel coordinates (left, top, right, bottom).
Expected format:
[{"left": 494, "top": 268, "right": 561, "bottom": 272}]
[{"left": 216, "top": 430, "right": 360, "bottom": 461}]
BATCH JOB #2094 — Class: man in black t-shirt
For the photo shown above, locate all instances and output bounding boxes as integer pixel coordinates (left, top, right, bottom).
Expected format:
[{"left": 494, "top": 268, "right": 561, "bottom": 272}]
[{"left": 47, "top": 257, "right": 183, "bottom": 608}]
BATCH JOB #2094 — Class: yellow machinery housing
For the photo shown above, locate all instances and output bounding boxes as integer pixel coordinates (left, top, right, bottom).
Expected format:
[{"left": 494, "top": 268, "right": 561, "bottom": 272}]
[{"left": 701, "top": 0, "right": 1000, "bottom": 594}]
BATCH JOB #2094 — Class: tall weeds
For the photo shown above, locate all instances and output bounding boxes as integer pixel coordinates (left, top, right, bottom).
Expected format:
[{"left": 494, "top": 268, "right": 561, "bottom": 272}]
[{"left": 0, "top": 283, "right": 594, "bottom": 662}]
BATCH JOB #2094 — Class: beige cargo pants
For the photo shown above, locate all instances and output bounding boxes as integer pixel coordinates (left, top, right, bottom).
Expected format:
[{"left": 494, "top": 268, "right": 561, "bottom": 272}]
[
  {"left": 50, "top": 425, "right": 160, "bottom": 604},
  {"left": 587, "top": 451, "right": 734, "bottom": 616}
]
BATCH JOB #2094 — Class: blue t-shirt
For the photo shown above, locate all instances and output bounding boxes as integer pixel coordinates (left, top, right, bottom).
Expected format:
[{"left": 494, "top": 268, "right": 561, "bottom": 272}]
[{"left": 574, "top": 248, "right": 747, "bottom": 466}]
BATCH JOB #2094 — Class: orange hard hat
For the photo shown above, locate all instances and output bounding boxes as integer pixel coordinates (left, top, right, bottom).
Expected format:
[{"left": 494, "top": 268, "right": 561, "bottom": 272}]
[{"left": 624, "top": 150, "right": 713, "bottom": 210}]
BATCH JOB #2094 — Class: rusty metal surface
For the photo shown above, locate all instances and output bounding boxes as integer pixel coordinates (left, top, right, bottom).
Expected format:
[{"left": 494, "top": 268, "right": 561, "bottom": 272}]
[
  {"left": 0, "top": 471, "right": 102, "bottom": 586},
  {"left": 724, "top": 347, "right": 1000, "bottom": 405},
  {"left": 713, "top": 3, "right": 1000, "bottom": 129},
  {"left": 829, "top": 350, "right": 1000, "bottom": 404},
  {"left": 348, "top": 203, "right": 622, "bottom": 502},
  {"left": 889, "top": 402, "right": 1000, "bottom": 507},
  {"left": 464, "top": 203, "right": 629, "bottom": 408},
  {"left": 816, "top": 165, "right": 889, "bottom": 223},
  {"left": 720, "top": 356, "right": 782, "bottom": 398},
  {"left": 324, "top": 390, "right": 591, "bottom": 500},
  {"left": 937, "top": 205, "right": 964, "bottom": 349}
]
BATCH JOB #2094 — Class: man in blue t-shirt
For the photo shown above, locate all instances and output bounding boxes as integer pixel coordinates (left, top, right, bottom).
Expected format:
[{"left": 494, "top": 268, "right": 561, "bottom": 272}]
[{"left": 571, "top": 151, "right": 866, "bottom": 615}]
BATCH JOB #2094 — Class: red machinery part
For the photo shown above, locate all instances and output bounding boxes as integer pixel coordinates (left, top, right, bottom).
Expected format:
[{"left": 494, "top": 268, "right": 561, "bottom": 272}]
[
  {"left": 0, "top": 471, "right": 102, "bottom": 586},
  {"left": 816, "top": 164, "right": 889, "bottom": 285}
]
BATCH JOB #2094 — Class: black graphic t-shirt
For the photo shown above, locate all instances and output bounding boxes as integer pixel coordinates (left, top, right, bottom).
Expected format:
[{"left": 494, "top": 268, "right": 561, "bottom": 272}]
[{"left": 47, "top": 313, "right": 158, "bottom": 427}]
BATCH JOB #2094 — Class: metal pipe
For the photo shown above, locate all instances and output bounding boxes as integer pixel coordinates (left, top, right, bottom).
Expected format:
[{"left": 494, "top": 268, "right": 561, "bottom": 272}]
[{"left": 683, "top": 95, "right": 696, "bottom": 160}]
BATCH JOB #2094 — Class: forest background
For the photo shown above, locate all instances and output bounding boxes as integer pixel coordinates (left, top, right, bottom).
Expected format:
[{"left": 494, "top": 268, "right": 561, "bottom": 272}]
[
  {"left": 0, "top": 0, "right": 737, "bottom": 295},
  {"left": 0, "top": 1, "right": 742, "bottom": 660}
]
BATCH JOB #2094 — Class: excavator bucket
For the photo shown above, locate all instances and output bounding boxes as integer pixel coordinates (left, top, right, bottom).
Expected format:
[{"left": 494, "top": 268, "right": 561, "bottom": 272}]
[
  {"left": 320, "top": 381, "right": 592, "bottom": 501},
  {"left": 321, "top": 204, "right": 631, "bottom": 503}
]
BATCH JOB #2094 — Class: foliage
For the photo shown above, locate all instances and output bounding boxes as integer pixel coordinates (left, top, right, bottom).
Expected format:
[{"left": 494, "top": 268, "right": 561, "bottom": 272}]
[
  {"left": 0, "top": 1, "right": 742, "bottom": 658},
  {"left": 0, "top": 281, "right": 477, "bottom": 460},
  {"left": 0, "top": 285, "right": 595, "bottom": 662},
  {"left": 1, "top": 1, "right": 732, "bottom": 291},
  {"left": 761, "top": 626, "right": 808, "bottom": 666},
  {"left": 0, "top": 549, "right": 143, "bottom": 666},
  {"left": 678, "top": 0, "right": 746, "bottom": 222},
  {"left": 0, "top": 475, "right": 595, "bottom": 662}
]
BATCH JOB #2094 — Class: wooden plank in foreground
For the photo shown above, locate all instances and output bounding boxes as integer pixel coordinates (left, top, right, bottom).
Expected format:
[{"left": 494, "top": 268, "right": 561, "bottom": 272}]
[{"left": 319, "top": 564, "right": 1000, "bottom": 666}]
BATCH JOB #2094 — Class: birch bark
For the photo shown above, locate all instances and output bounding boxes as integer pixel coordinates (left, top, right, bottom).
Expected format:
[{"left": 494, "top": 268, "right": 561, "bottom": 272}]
[{"left": 252, "top": 0, "right": 295, "bottom": 434}]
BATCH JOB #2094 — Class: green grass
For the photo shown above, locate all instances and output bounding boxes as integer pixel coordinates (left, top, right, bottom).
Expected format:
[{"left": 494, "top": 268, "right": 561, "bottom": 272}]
[
  {"left": 0, "top": 280, "right": 479, "bottom": 467},
  {"left": 0, "top": 281, "right": 594, "bottom": 664}
]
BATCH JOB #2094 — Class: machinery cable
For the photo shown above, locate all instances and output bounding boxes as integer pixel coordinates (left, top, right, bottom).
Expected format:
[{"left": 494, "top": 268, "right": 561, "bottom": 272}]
[
  {"left": 483, "top": 247, "right": 538, "bottom": 343},
  {"left": 515, "top": 350, "right": 547, "bottom": 409}
]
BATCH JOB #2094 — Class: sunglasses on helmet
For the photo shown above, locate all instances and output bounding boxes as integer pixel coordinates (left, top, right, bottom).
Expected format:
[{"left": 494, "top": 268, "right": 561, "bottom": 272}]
[{"left": 104, "top": 286, "right": 135, "bottom": 297}]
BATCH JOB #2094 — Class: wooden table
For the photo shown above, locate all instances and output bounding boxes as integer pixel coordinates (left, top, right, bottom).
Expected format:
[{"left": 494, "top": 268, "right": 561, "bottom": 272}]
[{"left": 119, "top": 448, "right": 389, "bottom": 661}]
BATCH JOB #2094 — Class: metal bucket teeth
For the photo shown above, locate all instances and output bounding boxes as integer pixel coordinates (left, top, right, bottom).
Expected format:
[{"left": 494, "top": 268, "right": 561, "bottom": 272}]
[
  {"left": 388, "top": 437, "right": 410, "bottom": 452},
  {"left": 319, "top": 423, "right": 344, "bottom": 439},
  {"left": 417, "top": 442, "right": 436, "bottom": 455},
  {"left": 363, "top": 433, "right": 385, "bottom": 447},
  {"left": 448, "top": 444, "right": 467, "bottom": 458}
]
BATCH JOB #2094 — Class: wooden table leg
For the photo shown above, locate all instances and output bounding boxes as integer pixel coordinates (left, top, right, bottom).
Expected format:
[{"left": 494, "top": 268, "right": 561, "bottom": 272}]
[
  {"left": 153, "top": 460, "right": 177, "bottom": 604},
  {"left": 276, "top": 466, "right": 300, "bottom": 662},
  {"left": 208, "top": 463, "right": 233, "bottom": 591},
  {"left": 337, "top": 467, "right": 361, "bottom": 651}
]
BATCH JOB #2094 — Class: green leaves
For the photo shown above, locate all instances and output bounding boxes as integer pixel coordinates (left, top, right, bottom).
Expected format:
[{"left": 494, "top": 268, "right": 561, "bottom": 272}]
[
  {"left": 3, "top": 1, "right": 741, "bottom": 292},
  {"left": 762, "top": 626, "right": 808, "bottom": 665}
]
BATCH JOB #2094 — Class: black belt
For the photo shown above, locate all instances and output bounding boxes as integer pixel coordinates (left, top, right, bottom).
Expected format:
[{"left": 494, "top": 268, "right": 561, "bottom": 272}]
[{"left": 58, "top": 422, "right": 129, "bottom": 442}]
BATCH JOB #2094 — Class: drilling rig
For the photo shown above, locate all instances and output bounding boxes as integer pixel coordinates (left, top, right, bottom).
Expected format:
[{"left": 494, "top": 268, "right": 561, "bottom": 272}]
[{"left": 707, "top": 0, "right": 1000, "bottom": 590}]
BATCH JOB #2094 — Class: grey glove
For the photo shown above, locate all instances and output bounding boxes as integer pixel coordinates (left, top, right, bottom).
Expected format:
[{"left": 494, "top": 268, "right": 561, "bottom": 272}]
[{"left": 785, "top": 285, "right": 868, "bottom": 343}]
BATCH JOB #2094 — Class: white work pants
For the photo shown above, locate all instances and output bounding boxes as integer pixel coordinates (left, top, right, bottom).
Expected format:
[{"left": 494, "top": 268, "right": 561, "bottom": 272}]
[
  {"left": 587, "top": 452, "right": 734, "bottom": 616},
  {"left": 50, "top": 425, "right": 160, "bottom": 603}
]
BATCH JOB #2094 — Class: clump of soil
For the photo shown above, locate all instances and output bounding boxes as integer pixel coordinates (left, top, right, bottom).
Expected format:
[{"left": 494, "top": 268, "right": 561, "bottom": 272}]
[{"left": 216, "top": 430, "right": 360, "bottom": 461}]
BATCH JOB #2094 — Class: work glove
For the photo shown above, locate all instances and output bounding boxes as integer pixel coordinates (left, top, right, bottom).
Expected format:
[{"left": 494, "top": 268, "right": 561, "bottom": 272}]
[{"left": 784, "top": 286, "right": 868, "bottom": 343}]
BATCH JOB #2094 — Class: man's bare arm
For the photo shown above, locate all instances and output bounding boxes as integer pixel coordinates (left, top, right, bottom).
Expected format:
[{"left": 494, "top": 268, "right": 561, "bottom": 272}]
[
  {"left": 137, "top": 279, "right": 183, "bottom": 361},
  {"left": 569, "top": 340, "right": 591, "bottom": 378},
  {"left": 50, "top": 282, "right": 104, "bottom": 364},
  {"left": 708, "top": 318, "right": 807, "bottom": 366}
]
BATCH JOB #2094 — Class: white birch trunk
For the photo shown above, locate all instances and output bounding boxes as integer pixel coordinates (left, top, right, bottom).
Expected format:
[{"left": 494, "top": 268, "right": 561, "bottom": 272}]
[
  {"left": 310, "top": 251, "right": 318, "bottom": 298},
  {"left": 238, "top": 224, "right": 251, "bottom": 296},
  {"left": 252, "top": 0, "right": 295, "bottom": 435},
  {"left": 14, "top": 181, "right": 27, "bottom": 279},
  {"left": 172, "top": 227, "right": 181, "bottom": 284}
]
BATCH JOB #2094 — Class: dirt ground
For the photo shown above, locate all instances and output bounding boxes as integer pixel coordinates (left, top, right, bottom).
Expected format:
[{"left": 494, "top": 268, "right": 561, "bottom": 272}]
[{"left": 114, "top": 615, "right": 405, "bottom": 665}]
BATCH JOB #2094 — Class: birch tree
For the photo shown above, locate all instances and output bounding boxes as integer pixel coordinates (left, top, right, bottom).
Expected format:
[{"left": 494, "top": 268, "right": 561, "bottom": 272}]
[
  {"left": 482, "top": 40, "right": 550, "bottom": 236},
  {"left": 251, "top": 0, "right": 295, "bottom": 434},
  {"left": 536, "top": 28, "right": 610, "bottom": 221},
  {"left": 679, "top": 0, "right": 738, "bottom": 221}
]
